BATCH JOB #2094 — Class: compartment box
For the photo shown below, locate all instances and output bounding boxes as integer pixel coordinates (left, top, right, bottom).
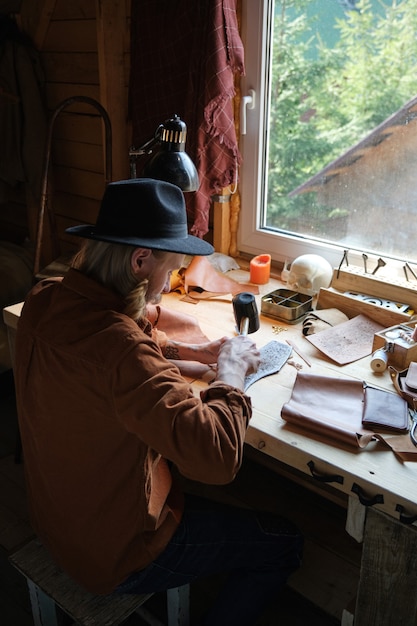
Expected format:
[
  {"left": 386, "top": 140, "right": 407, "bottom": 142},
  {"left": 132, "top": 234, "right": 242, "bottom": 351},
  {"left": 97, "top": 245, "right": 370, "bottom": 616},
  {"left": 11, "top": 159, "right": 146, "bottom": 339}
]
[{"left": 261, "top": 289, "right": 312, "bottom": 324}]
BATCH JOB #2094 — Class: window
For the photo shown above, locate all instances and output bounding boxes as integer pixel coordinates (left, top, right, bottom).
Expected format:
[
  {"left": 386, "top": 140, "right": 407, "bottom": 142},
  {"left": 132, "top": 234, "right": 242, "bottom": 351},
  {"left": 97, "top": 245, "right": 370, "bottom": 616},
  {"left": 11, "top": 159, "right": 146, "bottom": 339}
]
[{"left": 239, "top": 0, "right": 417, "bottom": 271}]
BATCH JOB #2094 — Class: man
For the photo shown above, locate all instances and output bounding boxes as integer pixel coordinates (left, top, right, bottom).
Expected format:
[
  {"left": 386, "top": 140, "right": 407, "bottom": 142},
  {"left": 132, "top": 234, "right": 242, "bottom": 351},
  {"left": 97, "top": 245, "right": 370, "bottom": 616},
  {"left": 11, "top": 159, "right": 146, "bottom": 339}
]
[{"left": 14, "top": 179, "right": 302, "bottom": 625}]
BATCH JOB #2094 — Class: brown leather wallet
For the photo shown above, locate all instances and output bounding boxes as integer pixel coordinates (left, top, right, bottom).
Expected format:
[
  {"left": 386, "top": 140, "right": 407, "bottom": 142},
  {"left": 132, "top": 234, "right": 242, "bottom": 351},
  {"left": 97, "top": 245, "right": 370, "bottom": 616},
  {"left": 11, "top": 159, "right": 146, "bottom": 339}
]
[{"left": 362, "top": 384, "right": 409, "bottom": 433}]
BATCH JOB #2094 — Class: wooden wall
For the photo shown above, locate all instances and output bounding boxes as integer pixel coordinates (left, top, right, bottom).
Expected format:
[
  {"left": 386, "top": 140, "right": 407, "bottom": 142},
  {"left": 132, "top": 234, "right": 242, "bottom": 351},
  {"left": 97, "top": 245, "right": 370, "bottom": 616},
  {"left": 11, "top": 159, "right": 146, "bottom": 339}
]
[
  {"left": 12, "top": 0, "right": 130, "bottom": 268},
  {"left": 3, "top": 0, "right": 219, "bottom": 272}
]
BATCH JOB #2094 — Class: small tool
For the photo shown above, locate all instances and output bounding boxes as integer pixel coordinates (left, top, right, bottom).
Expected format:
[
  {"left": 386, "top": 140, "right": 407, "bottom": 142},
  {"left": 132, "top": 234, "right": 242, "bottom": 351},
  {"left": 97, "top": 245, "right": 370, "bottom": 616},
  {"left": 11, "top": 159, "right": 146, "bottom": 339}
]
[
  {"left": 285, "top": 339, "right": 311, "bottom": 367},
  {"left": 336, "top": 249, "right": 349, "bottom": 279},
  {"left": 372, "top": 257, "right": 386, "bottom": 275},
  {"left": 232, "top": 292, "right": 260, "bottom": 336},
  {"left": 362, "top": 253, "right": 368, "bottom": 274},
  {"left": 405, "top": 262, "right": 417, "bottom": 281},
  {"left": 409, "top": 408, "right": 417, "bottom": 447}
]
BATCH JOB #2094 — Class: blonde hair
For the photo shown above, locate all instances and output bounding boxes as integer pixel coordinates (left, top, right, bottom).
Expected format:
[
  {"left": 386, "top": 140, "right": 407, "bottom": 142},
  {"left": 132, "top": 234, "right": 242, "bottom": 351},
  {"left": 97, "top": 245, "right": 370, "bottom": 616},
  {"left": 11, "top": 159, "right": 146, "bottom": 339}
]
[{"left": 71, "top": 240, "right": 154, "bottom": 321}]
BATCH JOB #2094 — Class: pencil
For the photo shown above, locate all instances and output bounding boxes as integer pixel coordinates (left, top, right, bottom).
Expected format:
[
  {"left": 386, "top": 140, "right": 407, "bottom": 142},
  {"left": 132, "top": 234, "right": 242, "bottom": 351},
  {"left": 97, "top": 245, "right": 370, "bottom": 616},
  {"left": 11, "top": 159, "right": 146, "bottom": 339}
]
[{"left": 285, "top": 339, "right": 312, "bottom": 367}]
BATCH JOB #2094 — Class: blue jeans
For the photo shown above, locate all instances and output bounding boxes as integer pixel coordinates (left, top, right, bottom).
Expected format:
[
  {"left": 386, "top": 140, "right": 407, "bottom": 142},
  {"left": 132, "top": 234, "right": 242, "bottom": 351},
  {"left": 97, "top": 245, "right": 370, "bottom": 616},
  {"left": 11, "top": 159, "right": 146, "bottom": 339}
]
[{"left": 115, "top": 496, "right": 303, "bottom": 625}]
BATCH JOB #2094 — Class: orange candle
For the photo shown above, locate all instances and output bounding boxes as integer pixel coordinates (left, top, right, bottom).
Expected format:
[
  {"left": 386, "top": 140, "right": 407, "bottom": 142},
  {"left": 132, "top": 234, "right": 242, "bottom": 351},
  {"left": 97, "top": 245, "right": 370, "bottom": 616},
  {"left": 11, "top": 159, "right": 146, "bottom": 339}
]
[{"left": 250, "top": 253, "right": 271, "bottom": 284}]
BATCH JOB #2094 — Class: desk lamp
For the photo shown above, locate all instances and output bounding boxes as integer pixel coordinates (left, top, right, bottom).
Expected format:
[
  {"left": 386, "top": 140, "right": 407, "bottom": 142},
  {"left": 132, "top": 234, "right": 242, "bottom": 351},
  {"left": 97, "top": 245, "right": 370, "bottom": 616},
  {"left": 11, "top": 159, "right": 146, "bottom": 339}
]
[{"left": 128, "top": 114, "right": 199, "bottom": 191}]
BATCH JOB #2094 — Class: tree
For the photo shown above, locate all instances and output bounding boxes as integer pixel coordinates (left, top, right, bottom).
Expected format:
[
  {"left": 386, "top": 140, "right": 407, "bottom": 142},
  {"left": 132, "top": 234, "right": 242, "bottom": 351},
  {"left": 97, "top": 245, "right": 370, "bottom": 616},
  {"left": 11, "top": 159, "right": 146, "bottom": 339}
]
[{"left": 266, "top": 0, "right": 417, "bottom": 239}]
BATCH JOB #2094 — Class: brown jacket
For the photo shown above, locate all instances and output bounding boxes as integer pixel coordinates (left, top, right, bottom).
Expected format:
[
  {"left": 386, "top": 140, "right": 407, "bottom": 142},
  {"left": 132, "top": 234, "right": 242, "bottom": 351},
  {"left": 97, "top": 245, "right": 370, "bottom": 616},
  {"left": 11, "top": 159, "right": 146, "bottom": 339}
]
[{"left": 14, "top": 269, "right": 252, "bottom": 593}]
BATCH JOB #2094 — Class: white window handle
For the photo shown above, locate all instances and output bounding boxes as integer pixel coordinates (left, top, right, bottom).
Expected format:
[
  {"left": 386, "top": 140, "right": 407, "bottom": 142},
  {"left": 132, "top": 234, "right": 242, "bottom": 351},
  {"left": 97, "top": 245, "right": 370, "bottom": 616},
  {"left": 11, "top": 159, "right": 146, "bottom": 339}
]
[{"left": 240, "top": 89, "right": 256, "bottom": 135}]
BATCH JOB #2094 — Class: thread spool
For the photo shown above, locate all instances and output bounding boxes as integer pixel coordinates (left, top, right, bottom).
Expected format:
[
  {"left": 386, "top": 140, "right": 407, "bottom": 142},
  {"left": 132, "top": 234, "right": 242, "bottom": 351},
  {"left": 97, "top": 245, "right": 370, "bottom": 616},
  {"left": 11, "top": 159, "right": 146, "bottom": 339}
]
[{"left": 370, "top": 348, "right": 388, "bottom": 372}]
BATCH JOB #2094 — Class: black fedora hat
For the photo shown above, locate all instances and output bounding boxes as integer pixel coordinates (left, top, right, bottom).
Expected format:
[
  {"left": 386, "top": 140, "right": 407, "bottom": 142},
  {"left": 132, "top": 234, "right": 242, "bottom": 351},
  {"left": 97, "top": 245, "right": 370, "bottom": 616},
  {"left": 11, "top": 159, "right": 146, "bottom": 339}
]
[{"left": 66, "top": 179, "right": 214, "bottom": 256}]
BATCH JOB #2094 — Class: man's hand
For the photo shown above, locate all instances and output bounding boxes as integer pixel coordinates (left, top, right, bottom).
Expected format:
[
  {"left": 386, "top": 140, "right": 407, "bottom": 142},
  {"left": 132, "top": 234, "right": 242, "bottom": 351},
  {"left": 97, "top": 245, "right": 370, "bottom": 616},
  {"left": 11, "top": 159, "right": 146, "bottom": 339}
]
[{"left": 216, "top": 336, "right": 261, "bottom": 391}]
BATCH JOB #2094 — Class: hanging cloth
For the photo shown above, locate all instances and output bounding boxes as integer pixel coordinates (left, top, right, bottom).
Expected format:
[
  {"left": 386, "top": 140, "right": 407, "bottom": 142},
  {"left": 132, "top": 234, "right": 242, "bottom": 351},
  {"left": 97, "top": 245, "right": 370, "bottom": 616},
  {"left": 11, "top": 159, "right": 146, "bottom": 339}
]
[{"left": 129, "top": 0, "right": 244, "bottom": 238}]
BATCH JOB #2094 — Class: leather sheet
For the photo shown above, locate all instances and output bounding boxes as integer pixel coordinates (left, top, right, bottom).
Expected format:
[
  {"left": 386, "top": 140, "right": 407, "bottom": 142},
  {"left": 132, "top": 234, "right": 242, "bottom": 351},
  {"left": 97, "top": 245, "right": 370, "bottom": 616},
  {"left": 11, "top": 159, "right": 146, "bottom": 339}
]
[
  {"left": 183, "top": 256, "right": 259, "bottom": 299},
  {"left": 281, "top": 372, "right": 417, "bottom": 461}
]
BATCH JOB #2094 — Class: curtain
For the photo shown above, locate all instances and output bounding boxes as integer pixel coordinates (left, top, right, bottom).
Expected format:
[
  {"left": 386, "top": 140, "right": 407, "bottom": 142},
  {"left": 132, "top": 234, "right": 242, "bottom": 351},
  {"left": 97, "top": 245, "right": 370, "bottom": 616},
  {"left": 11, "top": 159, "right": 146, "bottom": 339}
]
[{"left": 129, "top": 0, "right": 244, "bottom": 238}]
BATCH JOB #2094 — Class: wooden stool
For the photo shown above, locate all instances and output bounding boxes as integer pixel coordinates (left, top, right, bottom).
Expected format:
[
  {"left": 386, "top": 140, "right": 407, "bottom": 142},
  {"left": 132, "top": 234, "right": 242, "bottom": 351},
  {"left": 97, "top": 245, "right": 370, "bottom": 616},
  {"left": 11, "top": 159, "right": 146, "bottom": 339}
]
[{"left": 9, "top": 539, "right": 190, "bottom": 626}]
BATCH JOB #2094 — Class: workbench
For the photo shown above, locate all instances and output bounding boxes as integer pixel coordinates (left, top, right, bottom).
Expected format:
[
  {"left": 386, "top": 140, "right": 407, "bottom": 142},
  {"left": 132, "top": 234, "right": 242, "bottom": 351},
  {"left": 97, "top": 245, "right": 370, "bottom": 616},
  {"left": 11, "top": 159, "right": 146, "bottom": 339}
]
[
  {"left": 161, "top": 272, "right": 417, "bottom": 626},
  {"left": 4, "top": 270, "right": 417, "bottom": 625}
]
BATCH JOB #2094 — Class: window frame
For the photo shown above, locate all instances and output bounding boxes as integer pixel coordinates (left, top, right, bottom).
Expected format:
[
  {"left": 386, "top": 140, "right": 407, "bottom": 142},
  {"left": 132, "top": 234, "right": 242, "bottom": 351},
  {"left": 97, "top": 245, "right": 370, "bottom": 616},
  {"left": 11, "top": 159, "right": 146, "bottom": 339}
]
[{"left": 237, "top": 0, "right": 400, "bottom": 271}]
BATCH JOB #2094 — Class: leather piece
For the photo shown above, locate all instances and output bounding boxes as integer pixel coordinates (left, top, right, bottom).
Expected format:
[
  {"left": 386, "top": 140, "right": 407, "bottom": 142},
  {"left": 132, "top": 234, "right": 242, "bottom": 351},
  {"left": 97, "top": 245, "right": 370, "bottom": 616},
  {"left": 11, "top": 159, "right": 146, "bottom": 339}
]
[
  {"left": 405, "top": 361, "right": 417, "bottom": 391},
  {"left": 183, "top": 255, "right": 259, "bottom": 297},
  {"left": 146, "top": 304, "right": 209, "bottom": 344},
  {"left": 281, "top": 371, "right": 417, "bottom": 460},
  {"left": 302, "top": 308, "right": 349, "bottom": 336},
  {"left": 389, "top": 366, "right": 417, "bottom": 408},
  {"left": 305, "top": 315, "right": 383, "bottom": 365},
  {"left": 281, "top": 372, "right": 374, "bottom": 448},
  {"left": 362, "top": 385, "right": 408, "bottom": 432},
  {"left": 244, "top": 340, "right": 291, "bottom": 391}
]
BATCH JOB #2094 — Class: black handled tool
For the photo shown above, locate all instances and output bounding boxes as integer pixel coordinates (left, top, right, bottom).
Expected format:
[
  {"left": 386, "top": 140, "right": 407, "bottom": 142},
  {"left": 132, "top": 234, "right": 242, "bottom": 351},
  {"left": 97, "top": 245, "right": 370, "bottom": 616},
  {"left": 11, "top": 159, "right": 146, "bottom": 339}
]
[{"left": 232, "top": 292, "right": 260, "bottom": 336}]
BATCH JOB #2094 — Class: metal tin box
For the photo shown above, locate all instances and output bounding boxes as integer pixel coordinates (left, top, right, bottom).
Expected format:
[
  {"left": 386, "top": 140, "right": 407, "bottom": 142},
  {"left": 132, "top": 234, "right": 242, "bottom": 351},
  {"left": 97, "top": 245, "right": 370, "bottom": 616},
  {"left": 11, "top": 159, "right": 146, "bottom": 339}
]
[{"left": 261, "top": 289, "right": 313, "bottom": 323}]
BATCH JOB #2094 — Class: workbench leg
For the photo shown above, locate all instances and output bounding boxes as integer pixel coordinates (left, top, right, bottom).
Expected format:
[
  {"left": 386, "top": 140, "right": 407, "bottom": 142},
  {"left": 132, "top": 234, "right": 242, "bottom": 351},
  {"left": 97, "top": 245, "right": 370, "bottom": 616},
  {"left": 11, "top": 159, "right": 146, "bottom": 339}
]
[
  {"left": 167, "top": 585, "right": 190, "bottom": 626},
  {"left": 341, "top": 609, "right": 354, "bottom": 626},
  {"left": 354, "top": 508, "right": 417, "bottom": 626},
  {"left": 27, "top": 579, "right": 59, "bottom": 626}
]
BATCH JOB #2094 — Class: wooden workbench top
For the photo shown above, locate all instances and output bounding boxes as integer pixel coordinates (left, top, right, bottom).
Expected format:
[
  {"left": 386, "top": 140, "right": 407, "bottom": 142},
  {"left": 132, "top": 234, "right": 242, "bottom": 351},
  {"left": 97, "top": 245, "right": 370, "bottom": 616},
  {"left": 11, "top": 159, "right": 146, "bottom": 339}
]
[
  {"left": 161, "top": 271, "right": 417, "bottom": 523},
  {"left": 4, "top": 271, "right": 417, "bottom": 523}
]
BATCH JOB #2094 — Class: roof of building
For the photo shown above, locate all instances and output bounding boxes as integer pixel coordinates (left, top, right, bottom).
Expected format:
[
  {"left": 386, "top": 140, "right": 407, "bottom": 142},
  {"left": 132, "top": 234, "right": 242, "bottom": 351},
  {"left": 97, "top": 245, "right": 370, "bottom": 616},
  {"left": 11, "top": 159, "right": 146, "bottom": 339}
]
[{"left": 289, "top": 95, "right": 417, "bottom": 196}]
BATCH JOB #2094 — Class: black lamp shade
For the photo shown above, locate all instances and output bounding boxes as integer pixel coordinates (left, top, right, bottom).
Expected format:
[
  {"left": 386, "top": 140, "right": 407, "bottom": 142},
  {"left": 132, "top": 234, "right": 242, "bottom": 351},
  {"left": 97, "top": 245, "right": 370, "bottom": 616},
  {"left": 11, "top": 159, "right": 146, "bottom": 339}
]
[{"left": 142, "top": 115, "right": 199, "bottom": 192}]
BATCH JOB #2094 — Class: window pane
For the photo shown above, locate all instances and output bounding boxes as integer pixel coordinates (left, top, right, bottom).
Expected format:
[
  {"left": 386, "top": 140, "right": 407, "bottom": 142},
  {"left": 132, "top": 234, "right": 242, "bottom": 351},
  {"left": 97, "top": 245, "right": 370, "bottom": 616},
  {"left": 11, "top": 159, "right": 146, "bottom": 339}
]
[{"left": 262, "top": 0, "right": 417, "bottom": 262}]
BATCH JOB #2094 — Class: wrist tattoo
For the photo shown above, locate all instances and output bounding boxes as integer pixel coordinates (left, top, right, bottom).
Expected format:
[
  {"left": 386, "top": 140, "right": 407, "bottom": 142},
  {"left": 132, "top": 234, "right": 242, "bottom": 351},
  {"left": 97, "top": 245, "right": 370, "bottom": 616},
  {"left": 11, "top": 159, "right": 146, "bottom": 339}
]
[{"left": 165, "top": 345, "right": 180, "bottom": 360}]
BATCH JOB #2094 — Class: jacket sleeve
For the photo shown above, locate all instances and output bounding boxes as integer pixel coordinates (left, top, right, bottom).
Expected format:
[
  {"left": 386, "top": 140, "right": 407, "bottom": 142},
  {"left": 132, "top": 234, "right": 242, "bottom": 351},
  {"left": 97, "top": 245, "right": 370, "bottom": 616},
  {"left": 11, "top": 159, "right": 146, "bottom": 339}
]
[{"left": 111, "top": 332, "right": 252, "bottom": 485}]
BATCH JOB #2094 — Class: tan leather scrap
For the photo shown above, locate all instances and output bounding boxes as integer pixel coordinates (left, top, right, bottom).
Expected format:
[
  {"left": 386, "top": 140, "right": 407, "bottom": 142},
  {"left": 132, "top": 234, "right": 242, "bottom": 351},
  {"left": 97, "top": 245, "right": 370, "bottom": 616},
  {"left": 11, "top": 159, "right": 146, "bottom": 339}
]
[{"left": 182, "top": 256, "right": 259, "bottom": 300}]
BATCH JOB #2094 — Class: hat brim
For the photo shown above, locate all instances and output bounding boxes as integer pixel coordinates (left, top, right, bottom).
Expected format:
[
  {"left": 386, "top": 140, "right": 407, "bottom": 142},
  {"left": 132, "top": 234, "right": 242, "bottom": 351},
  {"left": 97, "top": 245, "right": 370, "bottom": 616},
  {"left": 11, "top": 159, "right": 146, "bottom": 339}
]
[{"left": 65, "top": 225, "right": 214, "bottom": 256}]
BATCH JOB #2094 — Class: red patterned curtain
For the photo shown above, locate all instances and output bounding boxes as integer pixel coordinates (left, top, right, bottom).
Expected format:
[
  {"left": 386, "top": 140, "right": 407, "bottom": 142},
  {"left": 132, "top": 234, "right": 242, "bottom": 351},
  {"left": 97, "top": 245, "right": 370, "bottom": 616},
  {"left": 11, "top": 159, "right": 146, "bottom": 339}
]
[{"left": 129, "top": 0, "right": 244, "bottom": 239}]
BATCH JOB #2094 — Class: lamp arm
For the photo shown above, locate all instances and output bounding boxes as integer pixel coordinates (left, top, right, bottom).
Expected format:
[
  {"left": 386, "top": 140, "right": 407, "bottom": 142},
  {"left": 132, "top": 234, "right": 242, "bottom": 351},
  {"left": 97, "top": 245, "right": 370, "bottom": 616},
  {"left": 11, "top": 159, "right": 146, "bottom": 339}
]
[
  {"left": 129, "top": 124, "right": 164, "bottom": 178},
  {"left": 129, "top": 123, "right": 164, "bottom": 158}
]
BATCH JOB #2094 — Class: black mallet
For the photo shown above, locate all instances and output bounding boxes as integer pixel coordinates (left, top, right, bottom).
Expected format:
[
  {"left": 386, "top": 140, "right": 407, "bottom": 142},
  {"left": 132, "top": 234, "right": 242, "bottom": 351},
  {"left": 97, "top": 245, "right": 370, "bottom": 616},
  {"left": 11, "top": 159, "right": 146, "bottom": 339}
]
[{"left": 232, "top": 292, "right": 260, "bottom": 336}]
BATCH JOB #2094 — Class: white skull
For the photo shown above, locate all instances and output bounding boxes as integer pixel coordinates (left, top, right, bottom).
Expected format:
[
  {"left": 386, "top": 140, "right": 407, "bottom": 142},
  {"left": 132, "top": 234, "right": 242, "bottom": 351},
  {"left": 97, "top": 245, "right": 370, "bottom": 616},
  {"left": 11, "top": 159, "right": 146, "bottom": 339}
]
[{"left": 287, "top": 254, "right": 333, "bottom": 296}]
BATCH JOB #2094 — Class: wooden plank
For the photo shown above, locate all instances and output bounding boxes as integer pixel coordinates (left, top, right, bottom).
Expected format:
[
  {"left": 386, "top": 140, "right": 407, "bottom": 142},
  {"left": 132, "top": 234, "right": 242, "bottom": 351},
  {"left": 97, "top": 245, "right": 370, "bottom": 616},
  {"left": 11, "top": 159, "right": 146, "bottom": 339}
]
[
  {"left": 317, "top": 287, "right": 410, "bottom": 326},
  {"left": 229, "top": 190, "right": 241, "bottom": 257},
  {"left": 291, "top": 540, "right": 358, "bottom": 620},
  {"left": 52, "top": 193, "right": 100, "bottom": 223},
  {"left": 3, "top": 304, "right": 23, "bottom": 332},
  {"left": 96, "top": 0, "right": 130, "bottom": 181},
  {"left": 42, "top": 19, "right": 97, "bottom": 53},
  {"left": 355, "top": 508, "right": 417, "bottom": 625},
  {"left": 53, "top": 166, "right": 105, "bottom": 200},
  {"left": 331, "top": 267, "right": 417, "bottom": 310},
  {"left": 52, "top": 139, "right": 104, "bottom": 172},
  {"left": 42, "top": 52, "right": 99, "bottom": 85},
  {"left": 53, "top": 0, "right": 96, "bottom": 19},
  {"left": 19, "top": 0, "right": 57, "bottom": 50},
  {"left": 45, "top": 83, "right": 101, "bottom": 110},
  {"left": 213, "top": 191, "right": 231, "bottom": 254},
  {"left": 9, "top": 540, "right": 155, "bottom": 626},
  {"left": 53, "top": 113, "right": 103, "bottom": 144}
]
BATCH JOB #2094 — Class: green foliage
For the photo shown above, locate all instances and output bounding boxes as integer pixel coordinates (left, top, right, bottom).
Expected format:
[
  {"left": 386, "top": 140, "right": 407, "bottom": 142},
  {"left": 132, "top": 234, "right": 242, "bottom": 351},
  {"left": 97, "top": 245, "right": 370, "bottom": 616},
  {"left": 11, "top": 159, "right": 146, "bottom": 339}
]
[{"left": 266, "top": 0, "right": 417, "bottom": 239}]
